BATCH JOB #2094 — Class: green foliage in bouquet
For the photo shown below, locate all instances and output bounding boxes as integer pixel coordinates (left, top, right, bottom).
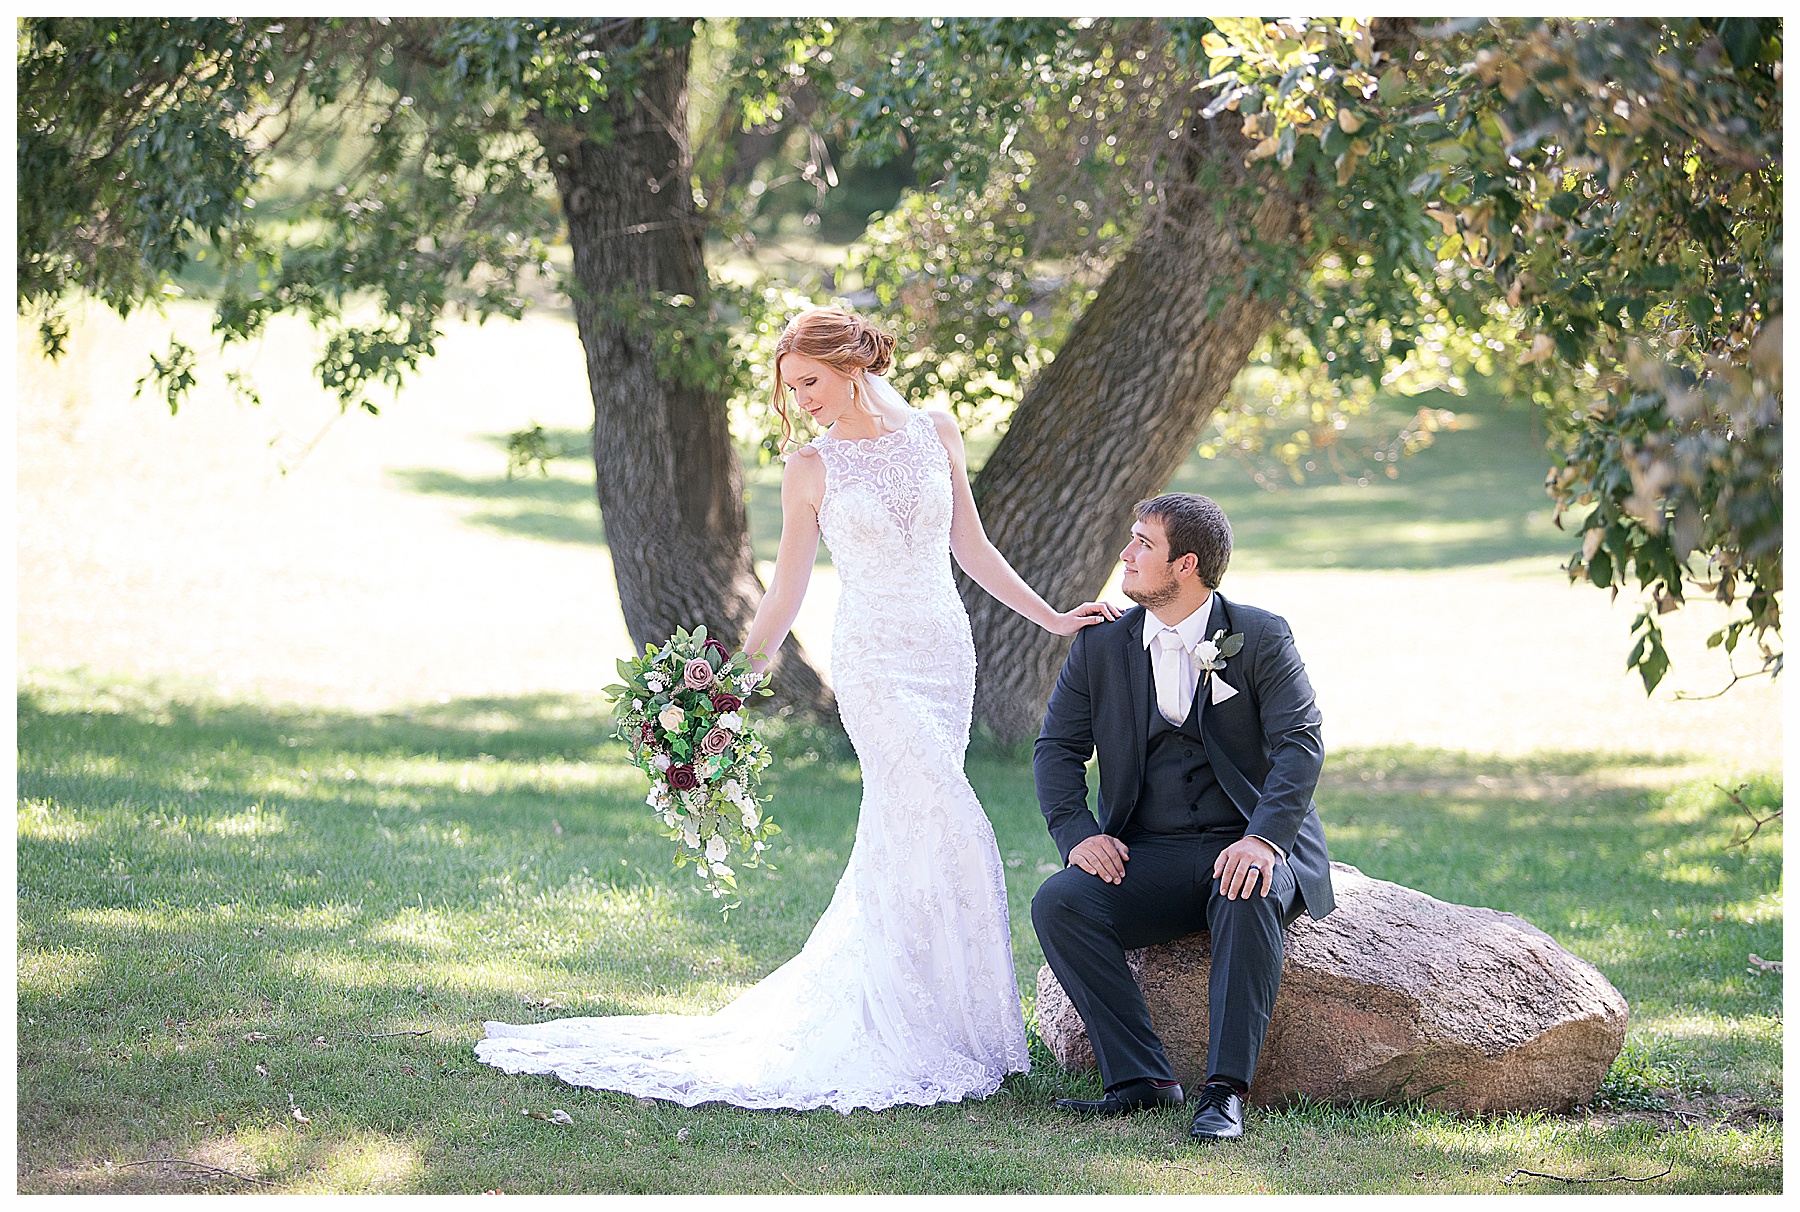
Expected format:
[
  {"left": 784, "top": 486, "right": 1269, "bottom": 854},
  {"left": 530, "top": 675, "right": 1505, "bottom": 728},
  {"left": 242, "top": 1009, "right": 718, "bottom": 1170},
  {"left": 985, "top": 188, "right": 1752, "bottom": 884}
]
[{"left": 601, "top": 626, "right": 780, "bottom": 913}]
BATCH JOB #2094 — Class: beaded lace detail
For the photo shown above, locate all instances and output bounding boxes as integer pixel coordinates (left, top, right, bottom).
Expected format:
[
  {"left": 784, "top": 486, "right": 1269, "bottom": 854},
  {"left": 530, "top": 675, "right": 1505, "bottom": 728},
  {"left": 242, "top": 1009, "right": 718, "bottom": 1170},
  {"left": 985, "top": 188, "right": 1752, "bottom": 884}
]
[{"left": 476, "top": 406, "right": 1029, "bottom": 1113}]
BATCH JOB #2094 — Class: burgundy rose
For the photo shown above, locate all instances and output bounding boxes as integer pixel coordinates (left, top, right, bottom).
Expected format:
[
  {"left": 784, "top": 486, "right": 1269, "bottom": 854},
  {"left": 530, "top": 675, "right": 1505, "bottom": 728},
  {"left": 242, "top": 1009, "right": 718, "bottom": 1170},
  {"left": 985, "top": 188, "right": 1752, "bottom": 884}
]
[
  {"left": 667, "top": 764, "right": 700, "bottom": 791},
  {"left": 703, "top": 638, "right": 731, "bottom": 660},
  {"left": 699, "top": 727, "right": 732, "bottom": 757},
  {"left": 682, "top": 658, "right": 715, "bottom": 690},
  {"left": 710, "top": 690, "right": 743, "bottom": 714}
]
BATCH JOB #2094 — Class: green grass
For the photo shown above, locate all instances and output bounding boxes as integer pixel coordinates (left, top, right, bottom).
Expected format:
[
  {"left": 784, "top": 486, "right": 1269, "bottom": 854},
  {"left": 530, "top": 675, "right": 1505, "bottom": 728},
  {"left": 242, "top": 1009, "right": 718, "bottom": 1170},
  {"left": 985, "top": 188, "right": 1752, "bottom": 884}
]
[
  {"left": 1167, "top": 384, "right": 1572, "bottom": 572},
  {"left": 17, "top": 671, "right": 1781, "bottom": 1194}
]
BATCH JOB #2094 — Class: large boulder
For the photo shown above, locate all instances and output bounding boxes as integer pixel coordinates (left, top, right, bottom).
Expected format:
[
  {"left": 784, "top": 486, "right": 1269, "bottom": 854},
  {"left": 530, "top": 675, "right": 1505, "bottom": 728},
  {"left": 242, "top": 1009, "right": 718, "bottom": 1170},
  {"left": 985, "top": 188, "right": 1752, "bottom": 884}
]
[{"left": 1036, "top": 862, "right": 1628, "bottom": 1114}]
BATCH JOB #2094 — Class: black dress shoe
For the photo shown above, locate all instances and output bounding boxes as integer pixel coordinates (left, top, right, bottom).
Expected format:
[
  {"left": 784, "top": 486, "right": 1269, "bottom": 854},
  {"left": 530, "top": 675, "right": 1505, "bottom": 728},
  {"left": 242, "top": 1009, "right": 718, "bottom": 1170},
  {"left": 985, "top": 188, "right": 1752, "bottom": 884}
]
[
  {"left": 1188, "top": 1082, "right": 1245, "bottom": 1139},
  {"left": 1056, "top": 1078, "right": 1184, "bottom": 1116}
]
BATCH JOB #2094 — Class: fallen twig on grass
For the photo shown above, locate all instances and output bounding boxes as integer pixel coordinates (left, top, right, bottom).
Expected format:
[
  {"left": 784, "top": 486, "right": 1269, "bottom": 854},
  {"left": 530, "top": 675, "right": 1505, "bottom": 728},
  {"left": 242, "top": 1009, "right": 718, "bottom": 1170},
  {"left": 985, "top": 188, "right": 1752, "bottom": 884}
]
[
  {"left": 349, "top": 1028, "right": 433, "bottom": 1039},
  {"left": 116, "top": 1158, "right": 275, "bottom": 1187},
  {"left": 1502, "top": 1165, "right": 1671, "bottom": 1186}
]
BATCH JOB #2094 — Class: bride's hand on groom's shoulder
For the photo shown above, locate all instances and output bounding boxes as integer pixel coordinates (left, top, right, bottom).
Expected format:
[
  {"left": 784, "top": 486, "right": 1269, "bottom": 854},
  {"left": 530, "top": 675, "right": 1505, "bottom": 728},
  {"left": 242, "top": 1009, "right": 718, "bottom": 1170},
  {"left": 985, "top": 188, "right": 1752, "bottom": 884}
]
[{"left": 1047, "top": 600, "right": 1124, "bottom": 636}]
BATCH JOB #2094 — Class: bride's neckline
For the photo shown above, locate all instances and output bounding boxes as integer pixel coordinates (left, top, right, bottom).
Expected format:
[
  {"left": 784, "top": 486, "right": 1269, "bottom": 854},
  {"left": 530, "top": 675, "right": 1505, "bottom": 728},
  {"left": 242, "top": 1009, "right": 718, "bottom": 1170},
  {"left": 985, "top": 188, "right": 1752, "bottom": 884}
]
[{"left": 814, "top": 407, "right": 917, "bottom": 447}]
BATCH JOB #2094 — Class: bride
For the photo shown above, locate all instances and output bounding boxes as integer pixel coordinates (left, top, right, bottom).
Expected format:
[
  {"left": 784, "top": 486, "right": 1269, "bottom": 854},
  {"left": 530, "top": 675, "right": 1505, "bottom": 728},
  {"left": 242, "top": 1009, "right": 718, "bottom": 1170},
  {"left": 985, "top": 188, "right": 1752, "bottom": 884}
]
[{"left": 476, "top": 307, "right": 1116, "bottom": 1112}]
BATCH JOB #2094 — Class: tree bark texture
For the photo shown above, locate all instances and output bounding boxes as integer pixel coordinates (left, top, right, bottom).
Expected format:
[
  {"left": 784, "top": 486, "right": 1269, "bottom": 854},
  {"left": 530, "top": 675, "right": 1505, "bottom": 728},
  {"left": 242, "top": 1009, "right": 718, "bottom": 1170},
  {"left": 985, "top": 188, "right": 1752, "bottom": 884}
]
[
  {"left": 961, "top": 117, "right": 1310, "bottom": 743},
  {"left": 544, "top": 34, "right": 834, "bottom": 716}
]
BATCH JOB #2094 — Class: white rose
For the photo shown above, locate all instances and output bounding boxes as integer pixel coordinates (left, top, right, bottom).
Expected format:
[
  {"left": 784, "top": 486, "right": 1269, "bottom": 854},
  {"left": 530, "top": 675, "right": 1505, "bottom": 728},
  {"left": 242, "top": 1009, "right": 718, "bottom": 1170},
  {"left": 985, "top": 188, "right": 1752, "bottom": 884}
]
[
  {"left": 752, "top": 840, "right": 767, "bottom": 852},
  {"left": 718, "top": 711, "right": 742, "bottom": 733},
  {"left": 710, "top": 860, "right": 733, "bottom": 877},
  {"left": 646, "top": 673, "right": 667, "bottom": 692},
  {"left": 740, "top": 805, "right": 760, "bottom": 831},
  {"left": 681, "top": 823, "right": 700, "bottom": 849},
  {"left": 705, "top": 834, "right": 729, "bottom": 863},
  {"left": 658, "top": 704, "right": 685, "bottom": 732},
  {"left": 721, "top": 779, "right": 743, "bottom": 802},
  {"left": 662, "top": 809, "right": 679, "bottom": 828},
  {"left": 651, "top": 752, "right": 672, "bottom": 772},
  {"left": 1194, "top": 639, "right": 1220, "bottom": 664}
]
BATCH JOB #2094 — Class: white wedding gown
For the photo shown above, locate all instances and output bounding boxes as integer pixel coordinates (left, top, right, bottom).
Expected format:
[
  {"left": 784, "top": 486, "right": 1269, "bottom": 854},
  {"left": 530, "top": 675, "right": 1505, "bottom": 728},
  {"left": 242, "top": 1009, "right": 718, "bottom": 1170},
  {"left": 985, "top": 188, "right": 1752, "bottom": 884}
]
[{"left": 475, "top": 400, "right": 1030, "bottom": 1112}]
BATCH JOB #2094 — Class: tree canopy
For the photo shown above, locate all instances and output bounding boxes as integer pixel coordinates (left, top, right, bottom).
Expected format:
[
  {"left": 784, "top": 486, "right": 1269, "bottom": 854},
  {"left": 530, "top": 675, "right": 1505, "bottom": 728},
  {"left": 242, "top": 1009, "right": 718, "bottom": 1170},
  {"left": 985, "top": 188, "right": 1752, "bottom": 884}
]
[
  {"left": 1200, "top": 16, "right": 1781, "bottom": 691},
  {"left": 18, "top": 16, "right": 1781, "bottom": 708}
]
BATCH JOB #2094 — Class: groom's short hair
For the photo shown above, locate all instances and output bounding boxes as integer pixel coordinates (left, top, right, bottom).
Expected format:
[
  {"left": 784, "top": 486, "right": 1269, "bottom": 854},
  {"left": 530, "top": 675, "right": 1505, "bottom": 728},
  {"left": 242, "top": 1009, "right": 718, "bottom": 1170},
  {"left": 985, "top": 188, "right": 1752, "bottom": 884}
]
[{"left": 1135, "top": 493, "right": 1232, "bottom": 588}]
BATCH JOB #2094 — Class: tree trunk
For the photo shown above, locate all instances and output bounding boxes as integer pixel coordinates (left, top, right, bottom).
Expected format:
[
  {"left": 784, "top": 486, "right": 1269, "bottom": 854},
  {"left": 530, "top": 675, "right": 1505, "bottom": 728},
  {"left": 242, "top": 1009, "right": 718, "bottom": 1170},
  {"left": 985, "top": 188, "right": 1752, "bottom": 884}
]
[
  {"left": 544, "top": 33, "right": 834, "bottom": 716},
  {"left": 961, "top": 117, "right": 1310, "bottom": 743}
]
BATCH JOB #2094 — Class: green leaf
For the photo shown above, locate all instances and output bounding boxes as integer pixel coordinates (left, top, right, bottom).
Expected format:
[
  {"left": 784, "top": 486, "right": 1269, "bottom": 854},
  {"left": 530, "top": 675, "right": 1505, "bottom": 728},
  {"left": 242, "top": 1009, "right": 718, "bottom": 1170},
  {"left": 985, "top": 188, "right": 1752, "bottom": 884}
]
[
  {"left": 1637, "top": 636, "right": 1670, "bottom": 694},
  {"left": 1587, "top": 548, "right": 1614, "bottom": 587},
  {"left": 1377, "top": 63, "right": 1403, "bottom": 105}
]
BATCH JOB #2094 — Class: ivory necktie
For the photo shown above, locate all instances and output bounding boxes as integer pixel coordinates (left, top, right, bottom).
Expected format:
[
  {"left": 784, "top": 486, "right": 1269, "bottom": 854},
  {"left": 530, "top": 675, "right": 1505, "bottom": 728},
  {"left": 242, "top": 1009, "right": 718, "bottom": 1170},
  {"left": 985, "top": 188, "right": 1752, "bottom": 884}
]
[{"left": 1151, "top": 627, "right": 1193, "bottom": 725}]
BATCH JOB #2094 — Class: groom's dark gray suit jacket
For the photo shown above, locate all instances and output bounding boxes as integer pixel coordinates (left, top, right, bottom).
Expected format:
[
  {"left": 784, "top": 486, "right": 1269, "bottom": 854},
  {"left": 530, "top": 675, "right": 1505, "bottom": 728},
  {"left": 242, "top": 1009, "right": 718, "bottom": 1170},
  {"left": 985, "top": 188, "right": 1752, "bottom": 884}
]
[{"left": 1034, "top": 595, "right": 1336, "bottom": 920}]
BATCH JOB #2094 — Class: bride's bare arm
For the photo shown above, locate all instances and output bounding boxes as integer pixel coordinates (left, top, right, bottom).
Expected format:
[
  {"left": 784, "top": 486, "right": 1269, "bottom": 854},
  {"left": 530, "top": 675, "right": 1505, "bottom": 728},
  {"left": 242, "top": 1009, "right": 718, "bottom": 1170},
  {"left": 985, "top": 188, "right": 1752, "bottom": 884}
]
[
  {"left": 742, "top": 448, "right": 825, "bottom": 676},
  {"left": 928, "top": 410, "right": 1118, "bottom": 636}
]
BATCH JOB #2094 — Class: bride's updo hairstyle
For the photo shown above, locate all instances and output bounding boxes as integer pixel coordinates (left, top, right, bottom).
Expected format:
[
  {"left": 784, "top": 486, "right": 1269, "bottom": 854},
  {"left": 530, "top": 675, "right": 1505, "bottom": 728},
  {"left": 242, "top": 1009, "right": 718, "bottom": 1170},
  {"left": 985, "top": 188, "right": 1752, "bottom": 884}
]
[{"left": 770, "top": 307, "right": 897, "bottom": 449}]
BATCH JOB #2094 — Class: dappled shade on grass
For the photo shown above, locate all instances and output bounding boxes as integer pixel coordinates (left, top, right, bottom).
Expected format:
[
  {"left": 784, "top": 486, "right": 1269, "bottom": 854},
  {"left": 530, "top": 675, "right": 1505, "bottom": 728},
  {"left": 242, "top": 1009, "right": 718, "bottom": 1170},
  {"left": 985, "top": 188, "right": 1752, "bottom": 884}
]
[
  {"left": 1169, "top": 387, "right": 1571, "bottom": 572},
  {"left": 388, "top": 466, "right": 607, "bottom": 549},
  {"left": 16, "top": 673, "right": 1781, "bottom": 1193}
]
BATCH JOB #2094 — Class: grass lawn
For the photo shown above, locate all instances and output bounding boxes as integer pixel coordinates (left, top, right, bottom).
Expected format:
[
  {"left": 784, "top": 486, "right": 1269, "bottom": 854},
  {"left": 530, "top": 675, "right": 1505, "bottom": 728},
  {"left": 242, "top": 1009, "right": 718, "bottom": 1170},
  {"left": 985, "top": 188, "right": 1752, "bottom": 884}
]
[{"left": 16, "top": 671, "right": 1781, "bottom": 1194}]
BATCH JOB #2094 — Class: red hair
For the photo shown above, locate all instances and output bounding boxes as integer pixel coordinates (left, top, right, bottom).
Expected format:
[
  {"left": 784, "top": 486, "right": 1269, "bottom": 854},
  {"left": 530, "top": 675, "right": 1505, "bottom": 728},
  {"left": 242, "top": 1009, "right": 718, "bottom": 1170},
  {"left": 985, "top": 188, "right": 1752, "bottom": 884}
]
[{"left": 770, "top": 308, "right": 897, "bottom": 449}]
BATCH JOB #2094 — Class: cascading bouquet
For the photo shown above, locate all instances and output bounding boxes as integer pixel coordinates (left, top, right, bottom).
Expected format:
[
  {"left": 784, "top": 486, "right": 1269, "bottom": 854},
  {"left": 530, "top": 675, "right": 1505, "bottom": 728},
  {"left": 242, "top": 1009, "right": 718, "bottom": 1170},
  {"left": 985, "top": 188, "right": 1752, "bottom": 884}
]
[{"left": 602, "top": 626, "right": 779, "bottom": 910}]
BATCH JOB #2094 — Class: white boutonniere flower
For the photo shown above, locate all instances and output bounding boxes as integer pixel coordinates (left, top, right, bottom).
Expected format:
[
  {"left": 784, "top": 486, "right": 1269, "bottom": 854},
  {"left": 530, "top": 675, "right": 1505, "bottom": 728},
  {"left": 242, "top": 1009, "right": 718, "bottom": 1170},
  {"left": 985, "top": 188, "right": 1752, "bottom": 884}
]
[{"left": 1197, "top": 628, "right": 1246, "bottom": 704}]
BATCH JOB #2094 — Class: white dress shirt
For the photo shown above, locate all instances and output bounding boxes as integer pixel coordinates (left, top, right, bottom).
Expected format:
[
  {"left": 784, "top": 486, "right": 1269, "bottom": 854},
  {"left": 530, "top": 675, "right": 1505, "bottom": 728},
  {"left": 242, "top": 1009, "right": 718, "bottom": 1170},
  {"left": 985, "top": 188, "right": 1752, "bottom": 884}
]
[
  {"left": 1140, "top": 595, "right": 1287, "bottom": 863},
  {"left": 1141, "top": 595, "right": 1217, "bottom": 726}
]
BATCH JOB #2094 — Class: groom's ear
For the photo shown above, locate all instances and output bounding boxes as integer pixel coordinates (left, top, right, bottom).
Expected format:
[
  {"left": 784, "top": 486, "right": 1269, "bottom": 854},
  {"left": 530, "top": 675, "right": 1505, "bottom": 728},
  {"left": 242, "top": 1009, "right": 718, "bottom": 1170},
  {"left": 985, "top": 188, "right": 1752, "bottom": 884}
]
[{"left": 1174, "top": 552, "right": 1199, "bottom": 579}]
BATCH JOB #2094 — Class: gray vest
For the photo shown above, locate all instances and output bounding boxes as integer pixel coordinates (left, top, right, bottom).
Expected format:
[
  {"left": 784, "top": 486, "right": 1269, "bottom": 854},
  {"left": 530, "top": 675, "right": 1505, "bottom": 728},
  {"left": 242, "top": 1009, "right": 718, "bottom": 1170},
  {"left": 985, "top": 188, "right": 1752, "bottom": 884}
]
[{"left": 1129, "top": 644, "right": 1243, "bottom": 836}]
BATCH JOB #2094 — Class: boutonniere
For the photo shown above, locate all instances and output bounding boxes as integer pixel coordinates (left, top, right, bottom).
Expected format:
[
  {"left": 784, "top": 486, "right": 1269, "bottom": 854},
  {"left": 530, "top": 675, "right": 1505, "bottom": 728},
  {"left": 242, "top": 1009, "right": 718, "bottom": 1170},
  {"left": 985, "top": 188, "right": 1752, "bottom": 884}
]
[{"left": 1194, "top": 629, "right": 1245, "bottom": 704}]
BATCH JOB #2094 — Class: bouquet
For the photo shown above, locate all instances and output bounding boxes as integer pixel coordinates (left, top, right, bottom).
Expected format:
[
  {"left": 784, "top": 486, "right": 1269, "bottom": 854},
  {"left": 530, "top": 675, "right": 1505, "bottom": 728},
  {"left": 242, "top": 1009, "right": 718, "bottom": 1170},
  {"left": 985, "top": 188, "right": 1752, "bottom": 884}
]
[{"left": 602, "top": 626, "right": 779, "bottom": 910}]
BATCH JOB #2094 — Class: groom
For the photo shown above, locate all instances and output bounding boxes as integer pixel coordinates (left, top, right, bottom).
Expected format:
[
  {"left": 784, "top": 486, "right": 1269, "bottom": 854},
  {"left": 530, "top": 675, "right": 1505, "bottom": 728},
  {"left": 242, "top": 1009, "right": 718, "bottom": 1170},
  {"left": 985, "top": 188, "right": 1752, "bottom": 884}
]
[{"left": 1031, "top": 492, "right": 1335, "bottom": 1141}]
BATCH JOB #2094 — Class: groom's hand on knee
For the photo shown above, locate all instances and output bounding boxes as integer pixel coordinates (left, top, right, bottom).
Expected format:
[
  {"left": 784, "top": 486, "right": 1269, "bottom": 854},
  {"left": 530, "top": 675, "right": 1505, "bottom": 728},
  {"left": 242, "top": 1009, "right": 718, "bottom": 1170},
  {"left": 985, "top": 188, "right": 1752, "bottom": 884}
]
[
  {"left": 1214, "top": 836, "right": 1277, "bottom": 900},
  {"left": 1069, "top": 834, "right": 1130, "bottom": 885}
]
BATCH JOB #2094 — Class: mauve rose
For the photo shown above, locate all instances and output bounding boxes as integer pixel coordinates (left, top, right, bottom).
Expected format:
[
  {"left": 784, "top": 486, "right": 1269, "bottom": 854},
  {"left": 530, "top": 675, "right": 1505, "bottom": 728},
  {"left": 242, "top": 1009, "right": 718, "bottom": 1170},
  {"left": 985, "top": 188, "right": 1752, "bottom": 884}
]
[
  {"left": 710, "top": 690, "right": 742, "bottom": 713},
  {"left": 667, "top": 764, "right": 700, "bottom": 791},
  {"left": 682, "top": 658, "right": 715, "bottom": 690},
  {"left": 699, "top": 727, "right": 731, "bottom": 756}
]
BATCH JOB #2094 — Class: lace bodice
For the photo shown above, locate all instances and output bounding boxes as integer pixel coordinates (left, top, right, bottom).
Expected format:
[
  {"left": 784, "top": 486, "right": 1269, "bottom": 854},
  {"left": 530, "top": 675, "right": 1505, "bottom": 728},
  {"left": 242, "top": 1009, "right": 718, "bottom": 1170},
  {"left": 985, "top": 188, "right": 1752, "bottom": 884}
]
[{"left": 810, "top": 408, "right": 957, "bottom": 598}]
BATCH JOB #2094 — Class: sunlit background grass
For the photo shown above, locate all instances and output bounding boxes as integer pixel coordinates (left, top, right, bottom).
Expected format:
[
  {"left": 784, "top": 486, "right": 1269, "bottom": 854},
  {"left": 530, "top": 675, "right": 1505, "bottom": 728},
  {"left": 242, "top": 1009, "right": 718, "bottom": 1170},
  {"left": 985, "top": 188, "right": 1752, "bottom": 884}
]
[{"left": 15, "top": 302, "right": 1782, "bottom": 1193}]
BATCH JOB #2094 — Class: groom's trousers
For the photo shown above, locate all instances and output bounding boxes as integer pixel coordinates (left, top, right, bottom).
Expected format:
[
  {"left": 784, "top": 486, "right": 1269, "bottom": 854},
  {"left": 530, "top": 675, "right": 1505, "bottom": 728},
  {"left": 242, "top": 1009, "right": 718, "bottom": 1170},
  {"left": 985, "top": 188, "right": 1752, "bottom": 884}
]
[{"left": 1031, "top": 825, "right": 1303, "bottom": 1090}]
